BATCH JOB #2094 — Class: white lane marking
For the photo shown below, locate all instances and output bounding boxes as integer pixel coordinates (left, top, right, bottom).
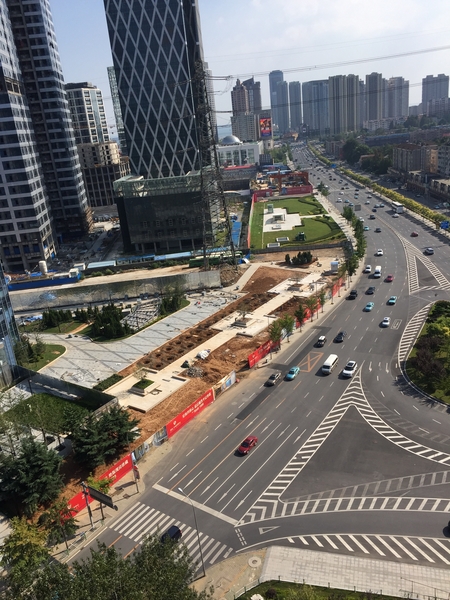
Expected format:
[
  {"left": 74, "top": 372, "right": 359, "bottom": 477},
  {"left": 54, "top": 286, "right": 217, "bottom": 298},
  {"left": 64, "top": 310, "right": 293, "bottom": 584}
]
[
  {"left": 306, "top": 411, "right": 312, "bottom": 418},
  {"left": 227, "top": 412, "right": 234, "bottom": 418},
  {"left": 235, "top": 490, "right": 253, "bottom": 510},
  {"left": 200, "top": 477, "right": 218, "bottom": 496},
  {"left": 249, "top": 393, "right": 256, "bottom": 399},
  {"left": 394, "top": 409, "right": 400, "bottom": 415},
  {"left": 184, "top": 472, "right": 202, "bottom": 488},
  {"left": 294, "top": 429, "right": 307, "bottom": 444},
  {"left": 214, "top": 424, "right": 221, "bottom": 430},
  {"left": 419, "top": 427, "right": 429, "bottom": 433},
  {"left": 413, "top": 406, "right": 419, "bottom": 411},
  {"left": 153, "top": 483, "right": 238, "bottom": 525},
  {"left": 169, "top": 463, "right": 179, "bottom": 471},
  {"left": 433, "top": 419, "right": 441, "bottom": 424},
  {"left": 380, "top": 391, "right": 385, "bottom": 397},
  {"left": 200, "top": 436, "right": 209, "bottom": 443},
  {"left": 168, "top": 465, "right": 186, "bottom": 481}
]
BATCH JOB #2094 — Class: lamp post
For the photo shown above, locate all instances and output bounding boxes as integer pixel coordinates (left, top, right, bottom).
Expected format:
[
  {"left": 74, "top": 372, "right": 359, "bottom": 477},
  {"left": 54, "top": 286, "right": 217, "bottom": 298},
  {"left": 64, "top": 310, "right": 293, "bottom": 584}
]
[{"left": 178, "top": 487, "right": 205, "bottom": 578}]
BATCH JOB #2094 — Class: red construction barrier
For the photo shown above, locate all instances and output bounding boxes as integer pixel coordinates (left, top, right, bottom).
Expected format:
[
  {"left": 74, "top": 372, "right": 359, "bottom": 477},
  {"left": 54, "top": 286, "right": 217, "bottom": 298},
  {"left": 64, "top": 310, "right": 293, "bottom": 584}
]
[
  {"left": 166, "top": 388, "right": 215, "bottom": 438},
  {"left": 67, "top": 453, "right": 133, "bottom": 515}
]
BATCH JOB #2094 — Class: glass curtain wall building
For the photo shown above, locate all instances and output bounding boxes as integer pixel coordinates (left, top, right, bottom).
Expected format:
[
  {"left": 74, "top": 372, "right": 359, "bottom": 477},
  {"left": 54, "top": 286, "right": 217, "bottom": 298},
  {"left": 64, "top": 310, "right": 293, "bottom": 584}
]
[
  {"left": 104, "top": 0, "right": 207, "bottom": 179},
  {"left": 0, "top": 261, "right": 18, "bottom": 387}
]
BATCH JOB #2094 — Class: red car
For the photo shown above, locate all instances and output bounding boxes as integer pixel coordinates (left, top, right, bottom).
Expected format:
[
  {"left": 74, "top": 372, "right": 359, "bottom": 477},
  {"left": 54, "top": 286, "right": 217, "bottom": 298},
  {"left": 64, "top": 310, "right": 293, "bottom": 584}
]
[
  {"left": 411, "top": 232, "right": 418, "bottom": 237},
  {"left": 237, "top": 436, "right": 258, "bottom": 455},
  {"left": 385, "top": 274, "right": 394, "bottom": 282}
]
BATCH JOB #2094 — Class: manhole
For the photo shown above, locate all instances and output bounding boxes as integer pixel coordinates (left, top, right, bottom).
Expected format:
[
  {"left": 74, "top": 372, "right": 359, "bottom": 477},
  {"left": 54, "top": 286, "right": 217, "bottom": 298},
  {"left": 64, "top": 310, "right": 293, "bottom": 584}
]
[{"left": 248, "top": 556, "right": 261, "bottom": 568}]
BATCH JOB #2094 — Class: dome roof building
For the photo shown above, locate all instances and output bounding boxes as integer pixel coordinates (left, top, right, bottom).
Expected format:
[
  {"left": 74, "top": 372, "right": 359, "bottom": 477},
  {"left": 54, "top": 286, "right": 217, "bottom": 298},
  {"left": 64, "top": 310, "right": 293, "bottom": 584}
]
[{"left": 221, "top": 135, "right": 242, "bottom": 145}]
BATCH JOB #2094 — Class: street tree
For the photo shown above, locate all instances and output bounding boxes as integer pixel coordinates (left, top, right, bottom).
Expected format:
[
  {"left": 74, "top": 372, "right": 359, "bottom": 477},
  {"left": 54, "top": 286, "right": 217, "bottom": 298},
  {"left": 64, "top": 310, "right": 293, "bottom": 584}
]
[
  {"left": 71, "top": 413, "right": 109, "bottom": 469},
  {"left": 294, "top": 302, "right": 306, "bottom": 330},
  {"left": 0, "top": 517, "right": 50, "bottom": 593},
  {"left": 304, "top": 296, "right": 318, "bottom": 321},
  {"left": 318, "top": 289, "right": 327, "bottom": 313},
  {"left": 38, "top": 498, "right": 78, "bottom": 548},
  {"left": 268, "top": 319, "right": 284, "bottom": 350},
  {"left": 100, "top": 405, "right": 140, "bottom": 458},
  {"left": 0, "top": 438, "right": 63, "bottom": 516},
  {"left": 280, "top": 314, "right": 295, "bottom": 342}
]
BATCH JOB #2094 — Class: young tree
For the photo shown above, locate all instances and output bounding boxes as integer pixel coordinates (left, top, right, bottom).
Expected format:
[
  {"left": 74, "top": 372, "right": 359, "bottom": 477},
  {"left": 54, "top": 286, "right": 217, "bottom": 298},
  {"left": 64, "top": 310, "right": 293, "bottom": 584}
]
[
  {"left": 0, "top": 438, "right": 63, "bottom": 516},
  {"left": 294, "top": 302, "right": 306, "bottom": 331},
  {"left": 268, "top": 319, "right": 284, "bottom": 351},
  {"left": 38, "top": 498, "right": 78, "bottom": 547},
  {"left": 318, "top": 289, "right": 327, "bottom": 313},
  {"left": 280, "top": 314, "right": 295, "bottom": 342},
  {"left": 304, "top": 296, "right": 318, "bottom": 321}
]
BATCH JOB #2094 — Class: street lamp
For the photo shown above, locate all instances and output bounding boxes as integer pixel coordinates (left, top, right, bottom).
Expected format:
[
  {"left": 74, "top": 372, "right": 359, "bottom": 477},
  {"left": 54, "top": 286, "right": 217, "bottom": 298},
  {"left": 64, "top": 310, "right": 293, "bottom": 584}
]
[{"left": 178, "top": 487, "right": 205, "bottom": 578}]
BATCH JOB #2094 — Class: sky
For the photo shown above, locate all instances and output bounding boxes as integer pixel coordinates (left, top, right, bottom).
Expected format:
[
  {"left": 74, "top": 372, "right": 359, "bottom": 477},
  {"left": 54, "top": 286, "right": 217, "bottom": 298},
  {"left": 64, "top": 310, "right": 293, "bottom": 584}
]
[{"left": 49, "top": 0, "right": 450, "bottom": 133}]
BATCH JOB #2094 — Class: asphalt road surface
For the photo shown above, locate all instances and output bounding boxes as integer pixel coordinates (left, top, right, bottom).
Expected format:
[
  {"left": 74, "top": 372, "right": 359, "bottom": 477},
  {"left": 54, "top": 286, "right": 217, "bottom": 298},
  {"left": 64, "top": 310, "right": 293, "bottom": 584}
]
[{"left": 74, "top": 147, "right": 450, "bottom": 571}]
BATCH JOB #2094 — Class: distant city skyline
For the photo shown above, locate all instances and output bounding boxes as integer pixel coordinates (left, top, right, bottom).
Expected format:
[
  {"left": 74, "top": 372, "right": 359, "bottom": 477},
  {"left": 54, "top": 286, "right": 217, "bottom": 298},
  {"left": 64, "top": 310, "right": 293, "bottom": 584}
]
[{"left": 49, "top": 0, "right": 450, "bottom": 130}]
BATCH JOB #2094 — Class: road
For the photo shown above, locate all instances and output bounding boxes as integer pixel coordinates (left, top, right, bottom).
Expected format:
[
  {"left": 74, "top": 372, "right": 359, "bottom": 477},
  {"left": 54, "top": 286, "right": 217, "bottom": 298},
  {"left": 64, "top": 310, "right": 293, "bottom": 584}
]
[{"left": 74, "top": 146, "right": 450, "bottom": 571}]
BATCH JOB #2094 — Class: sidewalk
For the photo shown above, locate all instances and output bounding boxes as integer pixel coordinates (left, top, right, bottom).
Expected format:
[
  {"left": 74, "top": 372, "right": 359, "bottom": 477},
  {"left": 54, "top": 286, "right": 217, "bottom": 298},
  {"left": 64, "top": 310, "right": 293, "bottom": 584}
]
[{"left": 193, "top": 545, "right": 450, "bottom": 600}]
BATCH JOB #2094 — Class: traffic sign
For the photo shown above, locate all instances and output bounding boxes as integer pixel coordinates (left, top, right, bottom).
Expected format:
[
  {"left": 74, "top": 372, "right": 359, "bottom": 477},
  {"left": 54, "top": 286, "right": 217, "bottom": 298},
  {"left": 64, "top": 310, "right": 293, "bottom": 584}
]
[{"left": 440, "top": 221, "right": 449, "bottom": 230}]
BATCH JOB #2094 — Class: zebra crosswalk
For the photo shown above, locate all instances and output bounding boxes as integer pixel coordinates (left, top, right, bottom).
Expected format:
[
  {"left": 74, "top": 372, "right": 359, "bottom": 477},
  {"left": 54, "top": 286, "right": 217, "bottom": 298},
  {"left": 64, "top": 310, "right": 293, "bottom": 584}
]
[
  {"left": 287, "top": 533, "right": 450, "bottom": 566},
  {"left": 109, "top": 502, "right": 233, "bottom": 566}
]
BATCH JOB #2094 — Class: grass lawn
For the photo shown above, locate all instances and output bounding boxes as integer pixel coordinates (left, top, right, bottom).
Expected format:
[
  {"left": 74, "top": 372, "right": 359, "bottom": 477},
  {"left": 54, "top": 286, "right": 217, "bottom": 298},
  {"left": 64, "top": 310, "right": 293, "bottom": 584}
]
[
  {"left": 238, "top": 580, "right": 395, "bottom": 600},
  {"left": 20, "top": 320, "right": 85, "bottom": 335},
  {"left": 23, "top": 344, "right": 65, "bottom": 371},
  {"left": 250, "top": 197, "right": 345, "bottom": 249}
]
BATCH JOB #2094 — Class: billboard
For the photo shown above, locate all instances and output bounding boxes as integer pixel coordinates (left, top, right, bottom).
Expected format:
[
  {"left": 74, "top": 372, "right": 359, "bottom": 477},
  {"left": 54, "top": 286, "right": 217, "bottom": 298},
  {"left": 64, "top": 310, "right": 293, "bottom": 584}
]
[{"left": 259, "top": 117, "right": 272, "bottom": 138}]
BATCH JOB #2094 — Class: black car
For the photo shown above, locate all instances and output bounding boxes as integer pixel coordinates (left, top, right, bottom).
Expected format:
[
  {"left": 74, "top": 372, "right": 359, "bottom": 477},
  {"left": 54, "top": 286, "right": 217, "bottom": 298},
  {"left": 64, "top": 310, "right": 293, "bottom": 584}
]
[
  {"left": 369, "top": 215, "right": 376, "bottom": 220},
  {"left": 375, "top": 227, "right": 381, "bottom": 232},
  {"left": 334, "top": 331, "right": 347, "bottom": 343},
  {"left": 372, "top": 208, "right": 377, "bottom": 212},
  {"left": 349, "top": 290, "right": 358, "bottom": 299},
  {"left": 366, "top": 286, "right": 375, "bottom": 294},
  {"left": 161, "top": 525, "right": 182, "bottom": 543}
]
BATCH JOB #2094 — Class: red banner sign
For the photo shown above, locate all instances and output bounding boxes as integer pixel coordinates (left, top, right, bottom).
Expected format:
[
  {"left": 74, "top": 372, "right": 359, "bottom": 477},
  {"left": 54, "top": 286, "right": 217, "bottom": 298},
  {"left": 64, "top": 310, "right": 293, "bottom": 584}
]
[
  {"left": 248, "top": 340, "right": 272, "bottom": 368},
  {"left": 67, "top": 453, "right": 133, "bottom": 515},
  {"left": 166, "top": 388, "right": 215, "bottom": 438}
]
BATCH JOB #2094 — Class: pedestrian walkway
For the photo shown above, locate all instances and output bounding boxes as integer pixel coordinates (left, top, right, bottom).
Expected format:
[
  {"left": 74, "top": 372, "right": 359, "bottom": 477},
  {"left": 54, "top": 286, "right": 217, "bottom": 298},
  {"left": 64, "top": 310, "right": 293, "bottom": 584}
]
[{"left": 193, "top": 545, "right": 450, "bottom": 600}]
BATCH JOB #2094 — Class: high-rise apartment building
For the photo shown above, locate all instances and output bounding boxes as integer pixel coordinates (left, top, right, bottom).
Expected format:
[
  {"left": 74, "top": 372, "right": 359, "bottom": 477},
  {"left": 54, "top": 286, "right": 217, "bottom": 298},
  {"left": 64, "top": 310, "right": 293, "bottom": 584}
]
[
  {"left": 0, "top": 0, "right": 56, "bottom": 271},
  {"left": 107, "top": 66, "right": 128, "bottom": 154},
  {"left": 0, "top": 261, "right": 19, "bottom": 387},
  {"left": 104, "top": 0, "right": 208, "bottom": 179},
  {"left": 387, "top": 77, "right": 409, "bottom": 119},
  {"left": 302, "top": 80, "right": 329, "bottom": 136},
  {"left": 66, "top": 83, "right": 109, "bottom": 145},
  {"left": 328, "top": 75, "right": 348, "bottom": 135},
  {"left": 366, "top": 72, "right": 384, "bottom": 121},
  {"left": 346, "top": 75, "right": 360, "bottom": 132},
  {"left": 422, "top": 74, "right": 449, "bottom": 107},
  {"left": 276, "top": 81, "right": 289, "bottom": 133},
  {"left": 269, "top": 70, "right": 284, "bottom": 130},
  {"left": 7, "top": 0, "right": 91, "bottom": 243},
  {"left": 242, "top": 77, "right": 262, "bottom": 113},
  {"left": 289, "top": 82, "right": 302, "bottom": 131},
  {"left": 231, "top": 79, "right": 249, "bottom": 116}
]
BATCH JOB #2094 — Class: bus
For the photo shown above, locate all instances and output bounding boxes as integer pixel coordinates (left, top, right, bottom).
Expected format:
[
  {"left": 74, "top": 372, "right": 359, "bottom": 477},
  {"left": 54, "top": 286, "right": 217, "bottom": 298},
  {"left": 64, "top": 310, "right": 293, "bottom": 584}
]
[
  {"left": 392, "top": 201, "right": 404, "bottom": 213},
  {"left": 188, "top": 251, "right": 242, "bottom": 268}
]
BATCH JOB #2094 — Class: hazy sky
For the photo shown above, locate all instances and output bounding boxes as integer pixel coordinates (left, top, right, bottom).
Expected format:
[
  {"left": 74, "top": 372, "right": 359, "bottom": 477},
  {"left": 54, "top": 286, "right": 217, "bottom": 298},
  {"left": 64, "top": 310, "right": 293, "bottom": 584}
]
[{"left": 50, "top": 0, "right": 450, "bottom": 131}]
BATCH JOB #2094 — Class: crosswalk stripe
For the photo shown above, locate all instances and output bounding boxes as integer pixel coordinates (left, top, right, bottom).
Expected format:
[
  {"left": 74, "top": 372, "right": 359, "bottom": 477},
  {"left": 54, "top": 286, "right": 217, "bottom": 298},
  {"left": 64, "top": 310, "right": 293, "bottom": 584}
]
[
  {"left": 403, "top": 538, "right": 435, "bottom": 562},
  {"left": 299, "top": 536, "right": 309, "bottom": 545},
  {"left": 335, "top": 535, "right": 354, "bottom": 552},
  {"left": 117, "top": 505, "right": 154, "bottom": 532},
  {"left": 201, "top": 540, "right": 221, "bottom": 562},
  {"left": 361, "top": 535, "right": 385, "bottom": 556},
  {"left": 134, "top": 514, "right": 172, "bottom": 541},
  {"left": 374, "top": 536, "right": 402, "bottom": 558},
  {"left": 125, "top": 508, "right": 161, "bottom": 537},
  {"left": 209, "top": 543, "right": 228, "bottom": 564},
  {"left": 112, "top": 503, "right": 142, "bottom": 528},
  {"left": 348, "top": 534, "right": 369, "bottom": 554},
  {"left": 434, "top": 539, "right": 450, "bottom": 556},
  {"left": 310, "top": 535, "right": 324, "bottom": 547},
  {"left": 420, "top": 539, "right": 450, "bottom": 564},
  {"left": 381, "top": 537, "right": 418, "bottom": 560},
  {"left": 322, "top": 535, "right": 339, "bottom": 550}
]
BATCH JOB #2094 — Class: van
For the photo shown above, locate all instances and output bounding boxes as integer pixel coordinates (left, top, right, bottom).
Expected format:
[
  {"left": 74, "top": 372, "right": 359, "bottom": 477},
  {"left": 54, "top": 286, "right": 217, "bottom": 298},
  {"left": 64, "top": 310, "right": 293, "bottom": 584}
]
[
  {"left": 373, "top": 266, "right": 382, "bottom": 278},
  {"left": 322, "top": 354, "right": 339, "bottom": 375}
]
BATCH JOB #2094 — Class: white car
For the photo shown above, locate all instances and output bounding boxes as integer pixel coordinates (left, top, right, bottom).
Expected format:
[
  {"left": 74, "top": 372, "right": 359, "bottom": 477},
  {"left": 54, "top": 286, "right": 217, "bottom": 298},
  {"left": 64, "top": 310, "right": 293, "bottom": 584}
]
[
  {"left": 365, "top": 200, "right": 370, "bottom": 204},
  {"left": 392, "top": 213, "right": 399, "bottom": 218},
  {"left": 381, "top": 317, "right": 391, "bottom": 328},
  {"left": 359, "top": 217, "right": 364, "bottom": 222},
  {"left": 342, "top": 360, "right": 358, "bottom": 378},
  {"left": 376, "top": 249, "right": 383, "bottom": 256},
  {"left": 336, "top": 198, "right": 342, "bottom": 203},
  {"left": 364, "top": 265, "right": 372, "bottom": 273}
]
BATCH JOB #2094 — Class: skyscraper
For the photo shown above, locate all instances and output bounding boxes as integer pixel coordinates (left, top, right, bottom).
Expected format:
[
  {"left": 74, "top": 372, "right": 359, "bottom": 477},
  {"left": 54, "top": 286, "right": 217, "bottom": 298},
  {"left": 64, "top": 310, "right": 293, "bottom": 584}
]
[
  {"left": 108, "top": 66, "right": 128, "bottom": 154},
  {"left": 269, "top": 70, "right": 284, "bottom": 130},
  {"left": 276, "top": 81, "right": 289, "bottom": 133},
  {"left": 366, "top": 72, "right": 384, "bottom": 121},
  {"left": 328, "top": 75, "right": 348, "bottom": 135},
  {"left": 0, "top": 261, "right": 19, "bottom": 387},
  {"left": 422, "top": 74, "right": 449, "bottom": 107},
  {"left": 231, "top": 80, "right": 250, "bottom": 116},
  {"left": 242, "top": 77, "right": 262, "bottom": 113},
  {"left": 387, "top": 77, "right": 409, "bottom": 119},
  {"left": 302, "top": 80, "right": 329, "bottom": 136},
  {"left": 66, "top": 83, "right": 109, "bottom": 145},
  {"left": 289, "top": 82, "right": 302, "bottom": 131},
  {"left": 346, "top": 75, "right": 360, "bottom": 132},
  {"left": 7, "top": 0, "right": 91, "bottom": 242},
  {"left": 104, "top": 0, "right": 208, "bottom": 179}
]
